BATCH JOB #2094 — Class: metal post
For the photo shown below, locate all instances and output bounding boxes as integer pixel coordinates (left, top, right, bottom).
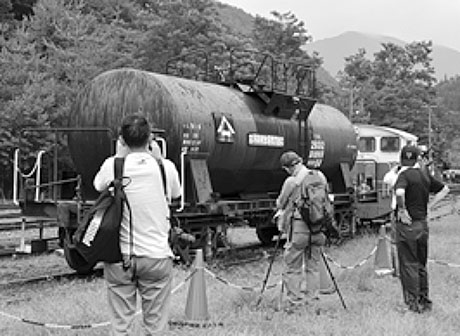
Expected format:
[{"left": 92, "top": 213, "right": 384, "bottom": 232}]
[
  {"left": 53, "top": 130, "right": 58, "bottom": 200},
  {"left": 427, "top": 105, "right": 434, "bottom": 174},
  {"left": 428, "top": 106, "right": 432, "bottom": 158},
  {"left": 349, "top": 88, "right": 354, "bottom": 121}
]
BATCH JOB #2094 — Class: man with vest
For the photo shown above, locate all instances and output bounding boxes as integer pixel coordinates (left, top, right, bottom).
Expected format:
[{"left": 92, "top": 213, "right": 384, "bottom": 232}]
[{"left": 275, "top": 151, "right": 333, "bottom": 311}]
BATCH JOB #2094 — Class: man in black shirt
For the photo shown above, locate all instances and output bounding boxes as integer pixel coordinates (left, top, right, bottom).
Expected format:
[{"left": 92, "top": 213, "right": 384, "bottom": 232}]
[{"left": 394, "top": 145, "right": 449, "bottom": 313}]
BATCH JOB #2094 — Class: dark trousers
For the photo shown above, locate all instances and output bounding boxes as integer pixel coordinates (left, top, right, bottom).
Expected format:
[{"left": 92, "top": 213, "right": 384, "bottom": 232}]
[{"left": 395, "top": 219, "right": 430, "bottom": 307}]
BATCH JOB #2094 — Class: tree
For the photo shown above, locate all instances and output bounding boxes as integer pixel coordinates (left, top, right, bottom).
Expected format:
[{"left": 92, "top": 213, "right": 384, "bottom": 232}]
[
  {"left": 136, "top": 0, "right": 225, "bottom": 75},
  {"left": 253, "top": 11, "right": 311, "bottom": 59},
  {"left": 251, "top": 11, "right": 323, "bottom": 98},
  {"left": 0, "top": 0, "right": 144, "bottom": 195},
  {"left": 340, "top": 41, "right": 436, "bottom": 136}
]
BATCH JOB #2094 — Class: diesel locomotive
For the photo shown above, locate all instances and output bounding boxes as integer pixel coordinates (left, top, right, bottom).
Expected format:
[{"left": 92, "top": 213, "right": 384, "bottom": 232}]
[{"left": 16, "top": 52, "right": 359, "bottom": 261}]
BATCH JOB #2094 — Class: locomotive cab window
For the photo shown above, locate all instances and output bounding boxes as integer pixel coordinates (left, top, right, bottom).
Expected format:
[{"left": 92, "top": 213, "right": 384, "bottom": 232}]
[
  {"left": 380, "top": 137, "right": 400, "bottom": 152},
  {"left": 358, "top": 137, "right": 375, "bottom": 152}
]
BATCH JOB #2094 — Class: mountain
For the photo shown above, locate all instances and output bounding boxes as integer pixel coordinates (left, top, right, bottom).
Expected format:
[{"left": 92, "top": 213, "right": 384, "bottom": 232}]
[{"left": 304, "top": 31, "right": 460, "bottom": 81}]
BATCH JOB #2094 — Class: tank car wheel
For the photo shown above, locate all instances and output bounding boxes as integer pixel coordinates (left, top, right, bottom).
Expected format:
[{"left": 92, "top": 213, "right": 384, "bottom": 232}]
[{"left": 256, "top": 226, "right": 279, "bottom": 246}]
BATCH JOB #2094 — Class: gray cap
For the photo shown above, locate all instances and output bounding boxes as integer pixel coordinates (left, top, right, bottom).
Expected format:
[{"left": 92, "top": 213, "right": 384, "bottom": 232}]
[{"left": 280, "top": 151, "right": 302, "bottom": 167}]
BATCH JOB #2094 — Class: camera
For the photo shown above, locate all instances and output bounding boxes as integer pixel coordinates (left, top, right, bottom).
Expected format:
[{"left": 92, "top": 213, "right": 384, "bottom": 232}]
[{"left": 171, "top": 226, "right": 195, "bottom": 244}]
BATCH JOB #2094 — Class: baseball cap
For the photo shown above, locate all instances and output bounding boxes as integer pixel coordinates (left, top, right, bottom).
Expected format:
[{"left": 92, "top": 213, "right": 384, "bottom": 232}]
[
  {"left": 400, "top": 145, "right": 420, "bottom": 167},
  {"left": 280, "top": 151, "right": 302, "bottom": 168}
]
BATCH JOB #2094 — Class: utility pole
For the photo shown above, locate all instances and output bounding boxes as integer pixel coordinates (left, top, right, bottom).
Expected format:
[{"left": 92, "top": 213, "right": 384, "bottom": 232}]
[
  {"left": 426, "top": 104, "right": 436, "bottom": 174},
  {"left": 428, "top": 105, "right": 432, "bottom": 152},
  {"left": 349, "top": 88, "right": 354, "bottom": 121}
]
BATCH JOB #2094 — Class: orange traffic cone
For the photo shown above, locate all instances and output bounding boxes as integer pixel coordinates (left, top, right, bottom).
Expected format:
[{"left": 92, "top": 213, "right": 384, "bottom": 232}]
[
  {"left": 185, "top": 249, "right": 210, "bottom": 323},
  {"left": 374, "top": 225, "right": 393, "bottom": 276},
  {"left": 319, "top": 251, "right": 335, "bottom": 294}
]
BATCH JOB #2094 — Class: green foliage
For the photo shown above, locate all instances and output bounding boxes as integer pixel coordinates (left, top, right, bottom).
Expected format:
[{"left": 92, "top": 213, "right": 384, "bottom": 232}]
[
  {"left": 253, "top": 11, "right": 311, "bottom": 59},
  {"left": 337, "top": 41, "right": 460, "bottom": 168},
  {"left": 0, "top": 0, "right": 257, "bottom": 195},
  {"left": 137, "top": 0, "right": 222, "bottom": 74},
  {"left": 0, "top": 0, "right": 12, "bottom": 21},
  {"left": 437, "top": 75, "right": 460, "bottom": 111},
  {"left": 339, "top": 41, "right": 437, "bottom": 135},
  {"left": 0, "top": 0, "right": 145, "bottom": 194},
  {"left": 250, "top": 11, "right": 324, "bottom": 98}
]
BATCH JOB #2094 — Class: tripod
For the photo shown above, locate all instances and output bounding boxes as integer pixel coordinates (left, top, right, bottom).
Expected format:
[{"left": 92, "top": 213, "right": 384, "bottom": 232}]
[
  {"left": 320, "top": 249, "right": 347, "bottom": 310},
  {"left": 256, "top": 233, "right": 283, "bottom": 306}
]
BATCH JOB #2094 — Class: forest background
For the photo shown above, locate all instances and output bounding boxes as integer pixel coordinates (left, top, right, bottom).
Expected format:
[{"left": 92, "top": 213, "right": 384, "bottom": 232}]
[{"left": 1, "top": 0, "right": 460, "bottom": 198}]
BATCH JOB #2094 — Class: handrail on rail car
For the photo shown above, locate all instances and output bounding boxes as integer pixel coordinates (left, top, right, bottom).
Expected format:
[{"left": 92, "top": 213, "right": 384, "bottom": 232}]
[
  {"left": 14, "top": 127, "right": 114, "bottom": 205},
  {"left": 228, "top": 48, "right": 316, "bottom": 98},
  {"left": 155, "top": 136, "right": 167, "bottom": 158},
  {"left": 13, "top": 149, "right": 46, "bottom": 205},
  {"left": 176, "top": 148, "right": 188, "bottom": 212}
]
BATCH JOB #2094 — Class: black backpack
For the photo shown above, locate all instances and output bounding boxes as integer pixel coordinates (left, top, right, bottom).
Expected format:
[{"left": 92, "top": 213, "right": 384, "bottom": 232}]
[
  {"left": 296, "top": 170, "right": 333, "bottom": 234},
  {"left": 64, "top": 157, "right": 129, "bottom": 274}
]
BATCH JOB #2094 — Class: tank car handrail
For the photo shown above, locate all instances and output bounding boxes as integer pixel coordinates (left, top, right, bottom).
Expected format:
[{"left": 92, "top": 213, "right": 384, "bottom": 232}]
[
  {"left": 16, "top": 127, "right": 114, "bottom": 204},
  {"left": 13, "top": 149, "right": 46, "bottom": 206},
  {"left": 155, "top": 137, "right": 167, "bottom": 158},
  {"left": 176, "top": 148, "right": 188, "bottom": 212},
  {"left": 23, "top": 177, "right": 81, "bottom": 190},
  {"left": 228, "top": 48, "right": 316, "bottom": 99},
  {"left": 229, "top": 49, "right": 276, "bottom": 90},
  {"left": 289, "top": 61, "right": 316, "bottom": 98}
]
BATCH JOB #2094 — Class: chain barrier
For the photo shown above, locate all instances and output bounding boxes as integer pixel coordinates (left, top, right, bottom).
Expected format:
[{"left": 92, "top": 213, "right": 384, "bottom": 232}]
[
  {"left": 323, "top": 245, "right": 377, "bottom": 270},
  {"left": 3, "top": 223, "right": 460, "bottom": 330},
  {"left": 0, "top": 268, "right": 197, "bottom": 330},
  {"left": 428, "top": 259, "right": 460, "bottom": 268},
  {"left": 204, "top": 267, "right": 279, "bottom": 292},
  {"left": 429, "top": 197, "right": 459, "bottom": 221}
]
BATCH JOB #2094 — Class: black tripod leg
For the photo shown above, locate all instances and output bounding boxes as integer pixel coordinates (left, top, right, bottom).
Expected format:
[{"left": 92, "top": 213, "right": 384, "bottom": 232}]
[
  {"left": 320, "top": 250, "right": 347, "bottom": 310},
  {"left": 256, "top": 233, "right": 282, "bottom": 306}
]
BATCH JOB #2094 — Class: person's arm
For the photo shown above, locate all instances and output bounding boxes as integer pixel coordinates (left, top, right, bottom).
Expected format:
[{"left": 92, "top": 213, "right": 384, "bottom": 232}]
[
  {"left": 428, "top": 185, "right": 449, "bottom": 211},
  {"left": 166, "top": 160, "right": 182, "bottom": 200},
  {"left": 394, "top": 172, "right": 411, "bottom": 224},
  {"left": 93, "top": 157, "right": 115, "bottom": 192},
  {"left": 274, "top": 178, "right": 296, "bottom": 233},
  {"left": 395, "top": 188, "right": 411, "bottom": 224},
  {"left": 276, "top": 178, "right": 295, "bottom": 210}
]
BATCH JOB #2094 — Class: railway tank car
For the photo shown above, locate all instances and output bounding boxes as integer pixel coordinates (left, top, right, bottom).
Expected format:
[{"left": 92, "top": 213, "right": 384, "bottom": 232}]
[
  {"left": 69, "top": 68, "right": 357, "bottom": 200},
  {"left": 65, "top": 65, "right": 358, "bottom": 254},
  {"left": 15, "top": 53, "right": 359, "bottom": 262}
]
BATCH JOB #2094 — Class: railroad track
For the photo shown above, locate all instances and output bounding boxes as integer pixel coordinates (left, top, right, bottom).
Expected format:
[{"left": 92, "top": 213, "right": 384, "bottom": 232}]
[
  {"left": 0, "top": 240, "right": 276, "bottom": 288},
  {"left": 0, "top": 267, "right": 104, "bottom": 288}
]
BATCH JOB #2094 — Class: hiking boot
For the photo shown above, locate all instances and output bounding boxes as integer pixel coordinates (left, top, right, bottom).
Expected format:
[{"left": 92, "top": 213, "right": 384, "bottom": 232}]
[{"left": 419, "top": 297, "right": 433, "bottom": 312}]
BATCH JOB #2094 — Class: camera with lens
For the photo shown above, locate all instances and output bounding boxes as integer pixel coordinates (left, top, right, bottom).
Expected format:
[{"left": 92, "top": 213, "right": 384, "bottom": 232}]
[{"left": 171, "top": 226, "right": 196, "bottom": 244}]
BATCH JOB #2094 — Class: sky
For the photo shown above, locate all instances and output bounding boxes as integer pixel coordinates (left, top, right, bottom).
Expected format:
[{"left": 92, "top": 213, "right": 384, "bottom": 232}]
[{"left": 218, "top": 0, "right": 460, "bottom": 52}]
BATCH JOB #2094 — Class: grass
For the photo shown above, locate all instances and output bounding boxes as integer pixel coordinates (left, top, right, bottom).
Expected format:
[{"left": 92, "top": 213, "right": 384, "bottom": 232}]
[{"left": 1, "top": 204, "right": 460, "bottom": 335}]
